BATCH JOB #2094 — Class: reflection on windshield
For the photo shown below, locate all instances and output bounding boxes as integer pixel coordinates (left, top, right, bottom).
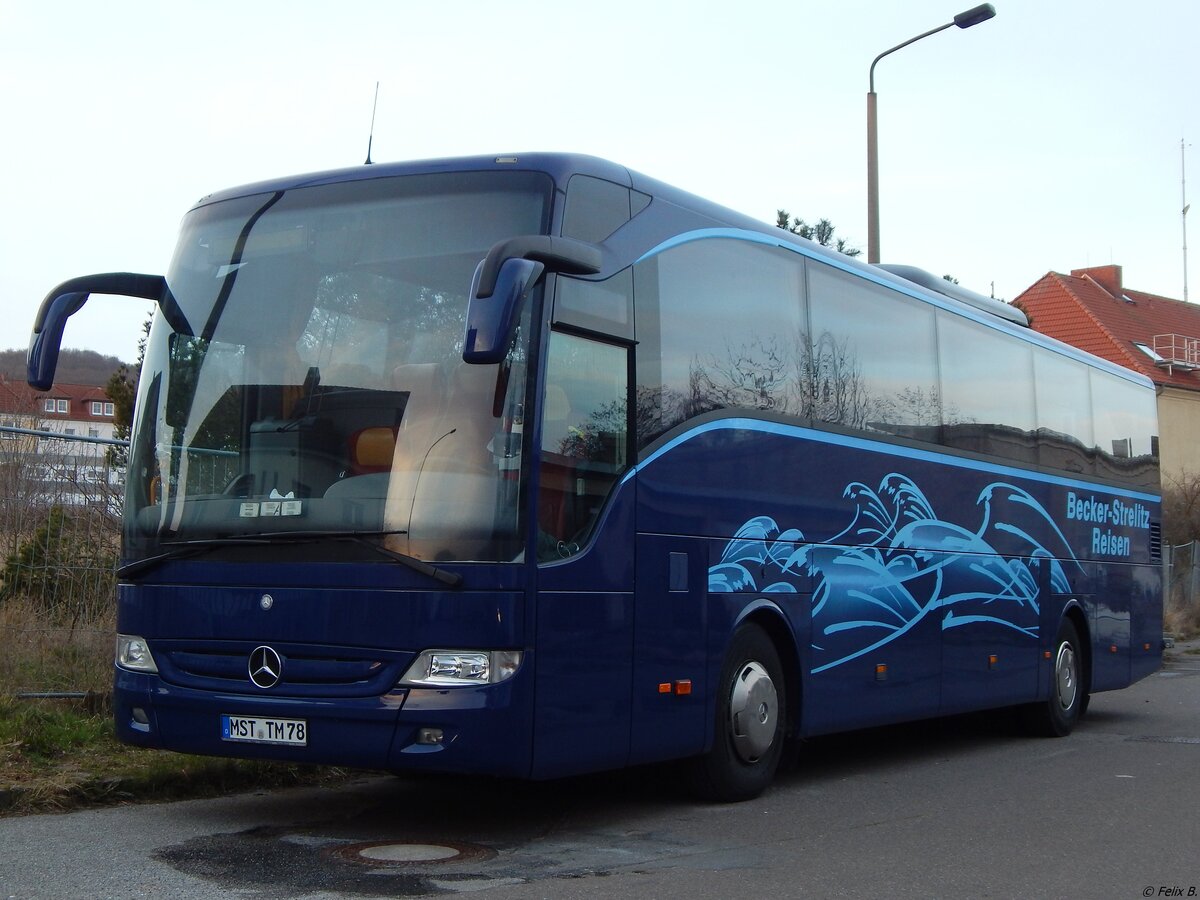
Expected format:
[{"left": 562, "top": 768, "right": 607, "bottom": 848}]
[{"left": 124, "top": 171, "right": 549, "bottom": 564}]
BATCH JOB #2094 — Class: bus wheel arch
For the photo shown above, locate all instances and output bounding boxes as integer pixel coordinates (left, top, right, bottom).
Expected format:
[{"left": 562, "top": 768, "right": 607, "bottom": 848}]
[
  {"left": 1063, "top": 605, "right": 1092, "bottom": 716},
  {"left": 685, "top": 616, "right": 792, "bottom": 802},
  {"left": 746, "top": 608, "right": 803, "bottom": 742},
  {"left": 1024, "top": 610, "right": 1089, "bottom": 736},
  {"left": 730, "top": 605, "right": 803, "bottom": 747}
]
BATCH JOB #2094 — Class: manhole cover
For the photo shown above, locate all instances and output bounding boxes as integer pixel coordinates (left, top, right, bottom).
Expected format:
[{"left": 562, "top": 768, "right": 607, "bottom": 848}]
[{"left": 330, "top": 840, "right": 497, "bottom": 866}]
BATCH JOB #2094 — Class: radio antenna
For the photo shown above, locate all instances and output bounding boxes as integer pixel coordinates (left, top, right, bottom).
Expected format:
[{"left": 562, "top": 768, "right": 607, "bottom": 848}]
[{"left": 364, "top": 82, "right": 380, "bottom": 165}]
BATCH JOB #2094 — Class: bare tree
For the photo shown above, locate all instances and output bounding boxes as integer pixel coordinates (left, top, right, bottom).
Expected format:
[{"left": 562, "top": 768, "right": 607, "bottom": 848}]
[
  {"left": 1163, "top": 470, "right": 1200, "bottom": 546},
  {"left": 776, "top": 211, "right": 862, "bottom": 257},
  {"left": 695, "top": 336, "right": 795, "bottom": 414}
]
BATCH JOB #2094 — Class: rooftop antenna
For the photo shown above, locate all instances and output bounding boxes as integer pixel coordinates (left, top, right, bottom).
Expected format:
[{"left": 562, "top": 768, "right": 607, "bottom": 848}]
[
  {"left": 1183, "top": 137, "right": 1192, "bottom": 302},
  {"left": 364, "top": 82, "right": 380, "bottom": 166}
]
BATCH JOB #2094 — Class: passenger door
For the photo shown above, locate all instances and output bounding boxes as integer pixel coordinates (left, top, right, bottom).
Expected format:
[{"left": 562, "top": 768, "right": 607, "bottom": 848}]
[{"left": 531, "top": 329, "right": 636, "bottom": 778}]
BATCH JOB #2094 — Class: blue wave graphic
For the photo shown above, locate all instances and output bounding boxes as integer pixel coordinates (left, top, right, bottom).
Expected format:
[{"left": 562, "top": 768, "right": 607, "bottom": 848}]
[{"left": 710, "top": 474, "right": 1080, "bottom": 672}]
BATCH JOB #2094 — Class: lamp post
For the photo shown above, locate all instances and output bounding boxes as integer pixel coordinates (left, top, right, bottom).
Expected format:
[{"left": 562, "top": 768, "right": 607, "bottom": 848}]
[{"left": 866, "top": 4, "right": 996, "bottom": 264}]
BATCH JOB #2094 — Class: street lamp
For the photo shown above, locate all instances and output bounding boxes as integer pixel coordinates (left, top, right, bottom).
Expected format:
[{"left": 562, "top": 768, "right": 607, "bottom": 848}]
[{"left": 866, "top": 4, "right": 996, "bottom": 264}]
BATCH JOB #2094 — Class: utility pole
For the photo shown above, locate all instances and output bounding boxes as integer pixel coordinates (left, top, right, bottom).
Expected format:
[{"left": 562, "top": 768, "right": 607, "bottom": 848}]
[{"left": 1183, "top": 138, "right": 1191, "bottom": 302}]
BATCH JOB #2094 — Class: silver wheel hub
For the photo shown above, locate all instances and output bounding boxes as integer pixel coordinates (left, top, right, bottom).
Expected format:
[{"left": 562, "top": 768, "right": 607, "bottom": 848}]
[
  {"left": 1055, "top": 642, "right": 1078, "bottom": 711},
  {"left": 729, "top": 661, "right": 778, "bottom": 763}
]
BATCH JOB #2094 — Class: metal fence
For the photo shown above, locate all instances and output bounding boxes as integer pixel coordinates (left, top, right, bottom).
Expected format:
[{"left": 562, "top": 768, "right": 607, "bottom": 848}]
[
  {"left": 0, "top": 427, "right": 124, "bottom": 694},
  {"left": 1166, "top": 541, "right": 1200, "bottom": 636}
]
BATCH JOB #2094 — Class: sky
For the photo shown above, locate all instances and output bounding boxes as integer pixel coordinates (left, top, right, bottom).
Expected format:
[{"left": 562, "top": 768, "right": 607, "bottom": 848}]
[{"left": 1, "top": 0, "right": 1196, "bottom": 365}]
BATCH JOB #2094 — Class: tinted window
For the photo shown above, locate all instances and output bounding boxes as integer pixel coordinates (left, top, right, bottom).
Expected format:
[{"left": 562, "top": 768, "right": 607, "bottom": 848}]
[
  {"left": 554, "top": 269, "right": 634, "bottom": 340},
  {"left": 938, "top": 310, "right": 1036, "bottom": 461},
  {"left": 634, "top": 238, "right": 806, "bottom": 448},
  {"left": 561, "top": 175, "right": 630, "bottom": 243},
  {"left": 1034, "top": 349, "right": 1095, "bottom": 475},
  {"left": 538, "top": 331, "right": 629, "bottom": 560},
  {"left": 1091, "top": 369, "right": 1158, "bottom": 487},
  {"left": 807, "top": 264, "right": 938, "bottom": 439}
]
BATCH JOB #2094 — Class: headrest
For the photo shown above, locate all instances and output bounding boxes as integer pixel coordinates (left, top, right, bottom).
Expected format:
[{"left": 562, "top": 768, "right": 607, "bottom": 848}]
[{"left": 350, "top": 427, "right": 396, "bottom": 471}]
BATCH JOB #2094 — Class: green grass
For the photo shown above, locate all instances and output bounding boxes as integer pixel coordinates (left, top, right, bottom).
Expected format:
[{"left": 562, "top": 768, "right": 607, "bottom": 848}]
[
  {"left": 0, "top": 694, "right": 353, "bottom": 815},
  {"left": 0, "top": 696, "right": 110, "bottom": 760}
]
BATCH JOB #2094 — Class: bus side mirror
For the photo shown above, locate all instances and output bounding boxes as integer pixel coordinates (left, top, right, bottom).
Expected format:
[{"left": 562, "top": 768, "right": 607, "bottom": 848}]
[
  {"left": 27, "top": 273, "right": 166, "bottom": 390},
  {"left": 28, "top": 291, "right": 88, "bottom": 391},
  {"left": 463, "top": 235, "right": 602, "bottom": 365},
  {"left": 464, "top": 258, "right": 545, "bottom": 364}
]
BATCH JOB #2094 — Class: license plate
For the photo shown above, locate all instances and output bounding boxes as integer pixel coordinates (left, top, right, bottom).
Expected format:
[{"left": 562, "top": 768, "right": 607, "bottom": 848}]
[{"left": 221, "top": 714, "right": 307, "bottom": 746}]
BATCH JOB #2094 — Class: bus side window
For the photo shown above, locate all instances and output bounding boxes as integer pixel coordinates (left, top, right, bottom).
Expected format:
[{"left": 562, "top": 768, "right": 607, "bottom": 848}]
[
  {"left": 632, "top": 238, "right": 807, "bottom": 449},
  {"left": 537, "top": 331, "right": 629, "bottom": 561}
]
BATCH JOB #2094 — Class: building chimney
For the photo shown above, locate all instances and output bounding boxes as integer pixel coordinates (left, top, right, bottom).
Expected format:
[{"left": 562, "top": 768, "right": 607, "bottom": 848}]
[{"left": 1071, "top": 264, "right": 1123, "bottom": 299}]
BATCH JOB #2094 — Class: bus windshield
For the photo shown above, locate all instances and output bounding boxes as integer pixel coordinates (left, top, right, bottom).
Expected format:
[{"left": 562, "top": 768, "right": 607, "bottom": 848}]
[{"left": 124, "top": 171, "right": 551, "bottom": 564}]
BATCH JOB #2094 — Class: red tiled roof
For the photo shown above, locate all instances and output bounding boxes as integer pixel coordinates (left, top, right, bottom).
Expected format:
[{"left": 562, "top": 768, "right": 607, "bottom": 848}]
[
  {"left": 0, "top": 376, "right": 114, "bottom": 421},
  {"left": 1014, "top": 266, "right": 1200, "bottom": 392}
]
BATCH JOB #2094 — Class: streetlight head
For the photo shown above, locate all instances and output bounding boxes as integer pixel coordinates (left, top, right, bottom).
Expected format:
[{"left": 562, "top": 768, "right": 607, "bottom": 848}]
[{"left": 953, "top": 3, "right": 996, "bottom": 28}]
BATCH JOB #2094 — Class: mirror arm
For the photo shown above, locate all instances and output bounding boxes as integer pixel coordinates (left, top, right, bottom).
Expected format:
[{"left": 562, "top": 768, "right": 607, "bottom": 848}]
[
  {"left": 475, "top": 236, "right": 601, "bottom": 299},
  {"left": 27, "top": 273, "right": 166, "bottom": 390},
  {"left": 31, "top": 273, "right": 166, "bottom": 333}
]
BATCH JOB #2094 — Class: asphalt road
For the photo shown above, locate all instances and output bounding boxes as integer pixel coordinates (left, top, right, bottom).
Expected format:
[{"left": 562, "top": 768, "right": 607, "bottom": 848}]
[{"left": 3, "top": 643, "right": 1199, "bottom": 900}]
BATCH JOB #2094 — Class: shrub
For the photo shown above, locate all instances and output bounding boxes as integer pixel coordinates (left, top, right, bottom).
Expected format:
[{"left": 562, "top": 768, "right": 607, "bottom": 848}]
[{"left": 0, "top": 505, "right": 117, "bottom": 623}]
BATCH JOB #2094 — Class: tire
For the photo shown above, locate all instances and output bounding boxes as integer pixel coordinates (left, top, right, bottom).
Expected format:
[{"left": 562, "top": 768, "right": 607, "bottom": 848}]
[
  {"left": 685, "top": 623, "right": 787, "bottom": 802},
  {"left": 1023, "top": 618, "right": 1086, "bottom": 737}
]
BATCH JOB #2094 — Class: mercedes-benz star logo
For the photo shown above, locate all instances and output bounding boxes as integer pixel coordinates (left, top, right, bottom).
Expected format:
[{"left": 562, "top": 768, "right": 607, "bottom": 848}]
[{"left": 248, "top": 645, "right": 283, "bottom": 689}]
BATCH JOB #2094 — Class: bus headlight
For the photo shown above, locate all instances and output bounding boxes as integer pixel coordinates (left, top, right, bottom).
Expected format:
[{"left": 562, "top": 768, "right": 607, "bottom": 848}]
[
  {"left": 115, "top": 634, "right": 159, "bottom": 673},
  {"left": 400, "top": 650, "right": 522, "bottom": 686}
]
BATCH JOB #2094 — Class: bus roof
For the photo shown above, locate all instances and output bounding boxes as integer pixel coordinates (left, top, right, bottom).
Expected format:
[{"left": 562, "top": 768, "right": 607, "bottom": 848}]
[{"left": 191, "top": 152, "right": 1153, "bottom": 391}]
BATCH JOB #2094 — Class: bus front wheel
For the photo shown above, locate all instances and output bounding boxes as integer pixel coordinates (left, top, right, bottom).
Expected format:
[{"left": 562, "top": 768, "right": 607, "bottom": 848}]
[
  {"left": 685, "top": 623, "right": 786, "bottom": 802},
  {"left": 1023, "top": 618, "right": 1086, "bottom": 737}
]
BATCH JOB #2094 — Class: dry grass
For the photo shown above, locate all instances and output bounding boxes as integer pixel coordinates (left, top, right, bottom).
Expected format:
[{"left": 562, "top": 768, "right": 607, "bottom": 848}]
[
  {"left": 0, "top": 597, "right": 353, "bottom": 816},
  {"left": 0, "top": 597, "right": 114, "bottom": 695},
  {"left": 1165, "top": 601, "right": 1200, "bottom": 640},
  {"left": 0, "top": 457, "right": 356, "bottom": 815}
]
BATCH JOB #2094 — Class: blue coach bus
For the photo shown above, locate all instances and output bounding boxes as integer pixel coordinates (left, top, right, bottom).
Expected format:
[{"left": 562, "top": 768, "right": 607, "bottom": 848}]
[{"left": 28, "top": 153, "right": 1162, "bottom": 801}]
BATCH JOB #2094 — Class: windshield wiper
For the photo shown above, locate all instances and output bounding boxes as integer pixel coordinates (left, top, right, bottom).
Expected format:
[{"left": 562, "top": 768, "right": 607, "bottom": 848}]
[
  {"left": 117, "top": 544, "right": 226, "bottom": 579},
  {"left": 119, "top": 529, "right": 463, "bottom": 589},
  {"left": 331, "top": 533, "right": 464, "bottom": 588},
  {"left": 243, "top": 529, "right": 464, "bottom": 588},
  {"left": 117, "top": 534, "right": 285, "bottom": 580}
]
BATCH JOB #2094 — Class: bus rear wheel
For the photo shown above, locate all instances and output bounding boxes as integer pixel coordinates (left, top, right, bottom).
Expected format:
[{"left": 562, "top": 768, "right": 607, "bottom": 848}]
[
  {"left": 685, "top": 623, "right": 786, "bottom": 802},
  {"left": 1023, "top": 618, "right": 1086, "bottom": 737}
]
